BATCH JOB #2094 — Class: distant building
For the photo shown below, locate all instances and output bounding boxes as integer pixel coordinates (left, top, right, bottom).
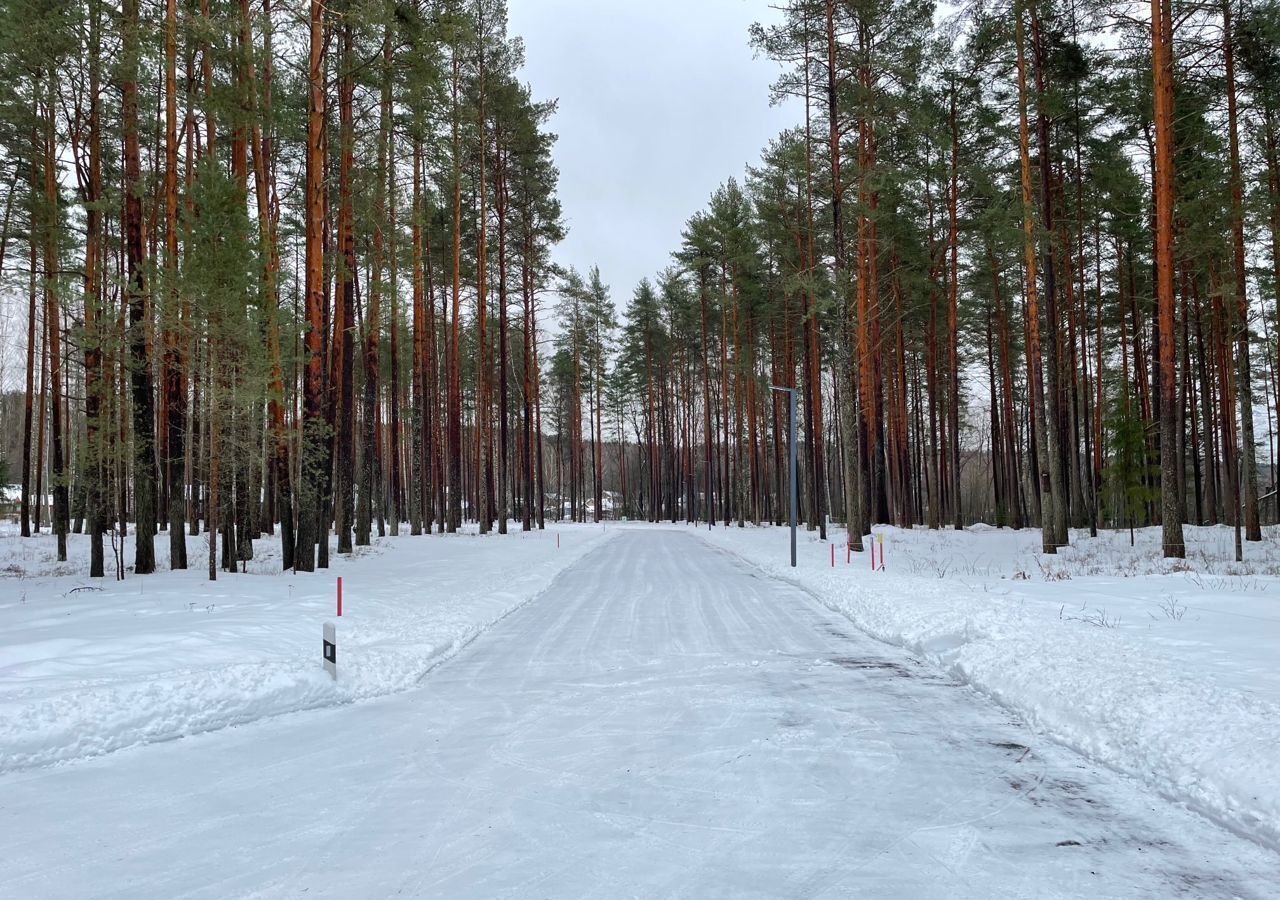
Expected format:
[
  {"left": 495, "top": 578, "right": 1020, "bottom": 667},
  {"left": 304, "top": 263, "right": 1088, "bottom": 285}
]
[{"left": 0, "top": 485, "right": 18, "bottom": 521}]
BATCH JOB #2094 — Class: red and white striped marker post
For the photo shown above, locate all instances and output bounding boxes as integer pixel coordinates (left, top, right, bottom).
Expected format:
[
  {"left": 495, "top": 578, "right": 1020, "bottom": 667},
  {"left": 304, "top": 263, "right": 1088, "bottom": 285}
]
[{"left": 336, "top": 577, "right": 343, "bottom": 617}]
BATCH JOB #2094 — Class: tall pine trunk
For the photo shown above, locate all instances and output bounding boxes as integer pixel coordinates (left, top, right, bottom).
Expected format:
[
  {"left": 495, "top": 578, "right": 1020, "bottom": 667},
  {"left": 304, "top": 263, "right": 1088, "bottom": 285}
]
[
  {"left": 1153, "top": 0, "right": 1186, "bottom": 557},
  {"left": 294, "top": 0, "right": 326, "bottom": 572},
  {"left": 334, "top": 16, "right": 356, "bottom": 555},
  {"left": 358, "top": 21, "right": 393, "bottom": 547},
  {"left": 446, "top": 46, "right": 463, "bottom": 533},
  {"left": 81, "top": 0, "right": 106, "bottom": 576},
  {"left": 1016, "top": 1, "right": 1055, "bottom": 554},
  {"left": 123, "top": 0, "right": 157, "bottom": 574},
  {"left": 164, "top": 0, "right": 187, "bottom": 570},
  {"left": 1223, "top": 0, "right": 1261, "bottom": 542}
]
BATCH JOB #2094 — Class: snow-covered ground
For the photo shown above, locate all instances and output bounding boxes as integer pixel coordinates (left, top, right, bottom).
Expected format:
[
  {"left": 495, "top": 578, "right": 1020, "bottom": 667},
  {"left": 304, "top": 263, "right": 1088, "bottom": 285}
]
[
  {"left": 4, "top": 516, "right": 1279, "bottom": 895},
  {"left": 0, "top": 521, "right": 615, "bottom": 771},
  {"left": 4, "top": 529, "right": 1278, "bottom": 899},
  {"left": 691, "top": 520, "right": 1280, "bottom": 853}
]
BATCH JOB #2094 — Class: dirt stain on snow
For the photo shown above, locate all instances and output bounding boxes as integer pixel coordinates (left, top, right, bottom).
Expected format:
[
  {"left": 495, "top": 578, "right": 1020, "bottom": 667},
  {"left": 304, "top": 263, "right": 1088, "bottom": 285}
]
[
  {"left": 990, "top": 740, "right": 1029, "bottom": 753},
  {"left": 827, "top": 657, "right": 912, "bottom": 676}
]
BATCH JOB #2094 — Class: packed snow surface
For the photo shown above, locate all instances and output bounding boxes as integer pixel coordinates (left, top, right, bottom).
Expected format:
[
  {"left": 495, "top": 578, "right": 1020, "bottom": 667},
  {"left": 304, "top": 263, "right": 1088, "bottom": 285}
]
[
  {"left": 4, "top": 523, "right": 1279, "bottom": 896},
  {"left": 0, "top": 523, "right": 614, "bottom": 771},
  {"left": 694, "top": 520, "right": 1280, "bottom": 854}
]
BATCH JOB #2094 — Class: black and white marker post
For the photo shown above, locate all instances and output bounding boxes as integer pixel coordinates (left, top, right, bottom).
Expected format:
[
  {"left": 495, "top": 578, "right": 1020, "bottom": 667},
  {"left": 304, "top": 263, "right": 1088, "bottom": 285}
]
[
  {"left": 323, "top": 621, "right": 337, "bottom": 680},
  {"left": 770, "top": 384, "right": 798, "bottom": 568}
]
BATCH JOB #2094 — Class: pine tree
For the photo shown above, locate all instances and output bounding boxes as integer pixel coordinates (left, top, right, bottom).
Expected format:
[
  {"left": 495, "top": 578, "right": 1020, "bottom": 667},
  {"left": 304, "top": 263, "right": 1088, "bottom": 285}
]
[{"left": 1105, "top": 396, "right": 1158, "bottom": 546}]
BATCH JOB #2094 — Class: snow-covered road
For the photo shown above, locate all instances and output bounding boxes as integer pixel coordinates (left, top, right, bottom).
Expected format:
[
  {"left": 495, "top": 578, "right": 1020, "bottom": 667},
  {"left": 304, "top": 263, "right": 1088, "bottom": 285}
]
[{"left": 4, "top": 529, "right": 1277, "bottom": 899}]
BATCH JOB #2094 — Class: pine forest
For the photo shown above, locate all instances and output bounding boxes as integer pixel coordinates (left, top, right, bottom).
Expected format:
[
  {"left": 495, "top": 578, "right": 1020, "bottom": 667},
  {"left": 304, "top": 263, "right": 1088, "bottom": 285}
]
[{"left": 2, "top": 0, "right": 1280, "bottom": 581}]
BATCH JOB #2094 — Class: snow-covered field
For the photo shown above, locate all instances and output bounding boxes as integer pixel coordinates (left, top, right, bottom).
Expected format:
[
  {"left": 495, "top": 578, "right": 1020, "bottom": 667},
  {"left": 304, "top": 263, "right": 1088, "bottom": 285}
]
[
  {"left": 6, "top": 528, "right": 1279, "bottom": 899},
  {"left": 691, "top": 520, "right": 1280, "bottom": 852},
  {"left": 0, "top": 522, "right": 615, "bottom": 772},
  {"left": 4, "top": 514, "right": 1279, "bottom": 877}
]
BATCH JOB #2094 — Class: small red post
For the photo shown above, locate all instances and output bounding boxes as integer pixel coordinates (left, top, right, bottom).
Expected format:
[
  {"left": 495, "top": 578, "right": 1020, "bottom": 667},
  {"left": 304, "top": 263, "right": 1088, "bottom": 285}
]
[
  {"left": 337, "top": 577, "right": 343, "bottom": 617},
  {"left": 846, "top": 539, "right": 851, "bottom": 565},
  {"left": 870, "top": 542, "right": 876, "bottom": 571},
  {"left": 556, "top": 533, "right": 560, "bottom": 549},
  {"left": 831, "top": 543, "right": 835, "bottom": 567}
]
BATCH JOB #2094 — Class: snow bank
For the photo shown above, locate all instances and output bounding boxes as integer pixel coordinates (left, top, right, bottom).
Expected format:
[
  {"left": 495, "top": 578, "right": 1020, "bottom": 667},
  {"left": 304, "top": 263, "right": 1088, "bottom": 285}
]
[
  {"left": 694, "top": 522, "right": 1280, "bottom": 851},
  {"left": 0, "top": 523, "right": 615, "bottom": 771}
]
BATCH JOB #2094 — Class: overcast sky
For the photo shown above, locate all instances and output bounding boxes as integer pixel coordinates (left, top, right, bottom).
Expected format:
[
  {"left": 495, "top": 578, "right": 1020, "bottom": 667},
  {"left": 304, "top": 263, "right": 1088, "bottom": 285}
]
[{"left": 507, "top": 0, "right": 797, "bottom": 309}]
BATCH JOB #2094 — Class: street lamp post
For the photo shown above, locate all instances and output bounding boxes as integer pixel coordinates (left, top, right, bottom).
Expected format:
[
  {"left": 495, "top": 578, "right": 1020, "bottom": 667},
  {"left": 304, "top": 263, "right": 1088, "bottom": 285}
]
[{"left": 770, "top": 385, "right": 798, "bottom": 567}]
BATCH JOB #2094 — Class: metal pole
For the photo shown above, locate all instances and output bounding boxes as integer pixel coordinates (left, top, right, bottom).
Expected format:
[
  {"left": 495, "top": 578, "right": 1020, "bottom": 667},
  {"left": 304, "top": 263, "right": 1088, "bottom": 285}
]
[
  {"left": 770, "top": 384, "right": 799, "bottom": 568},
  {"left": 788, "top": 388, "right": 797, "bottom": 567}
]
